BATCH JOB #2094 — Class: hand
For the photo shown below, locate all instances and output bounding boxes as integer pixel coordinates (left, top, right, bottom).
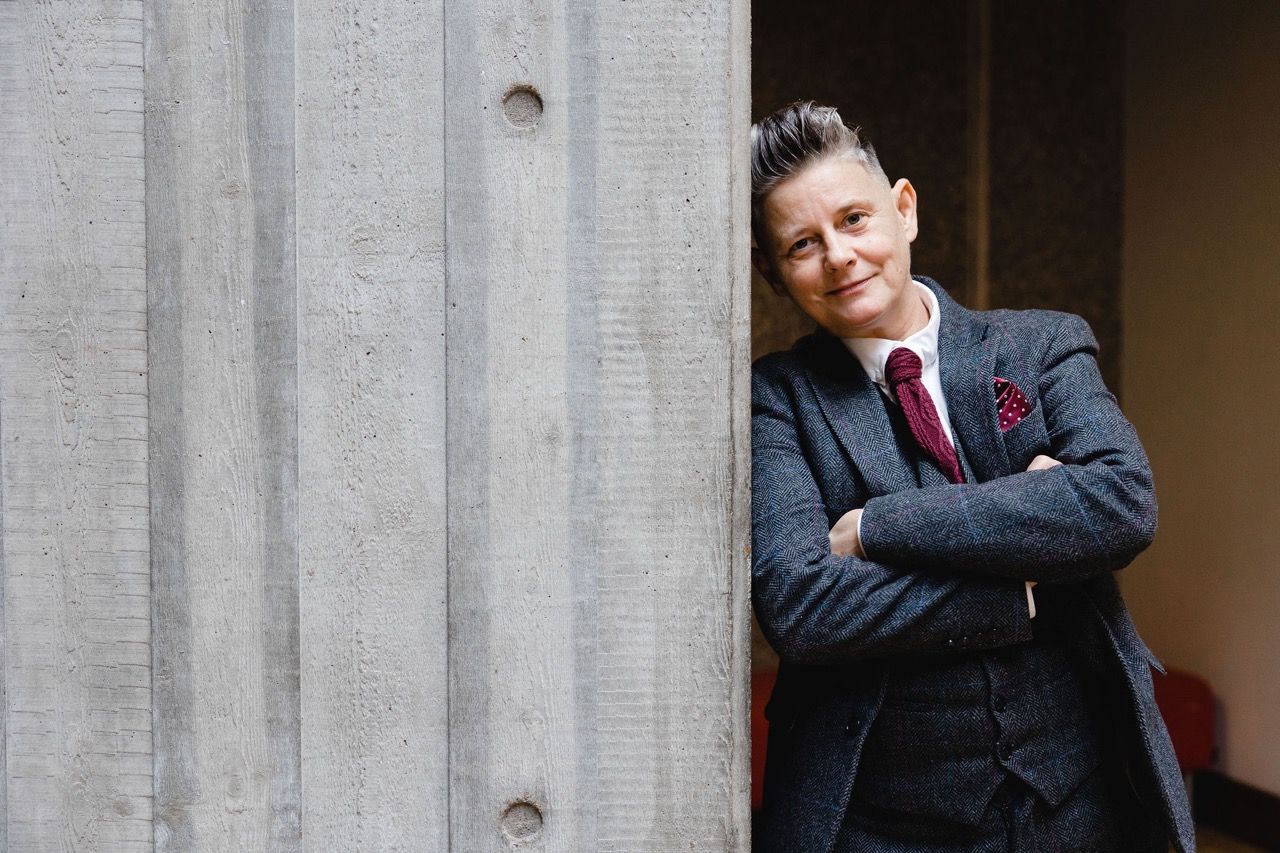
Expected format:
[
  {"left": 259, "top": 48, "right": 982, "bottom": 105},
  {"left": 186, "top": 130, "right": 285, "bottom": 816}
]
[
  {"left": 829, "top": 508, "right": 865, "bottom": 558},
  {"left": 1021, "top": 457, "right": 1059, "bottom": 596},
  {"left": 1026, "top": 454, "right": 1062, "bottom": 472}
]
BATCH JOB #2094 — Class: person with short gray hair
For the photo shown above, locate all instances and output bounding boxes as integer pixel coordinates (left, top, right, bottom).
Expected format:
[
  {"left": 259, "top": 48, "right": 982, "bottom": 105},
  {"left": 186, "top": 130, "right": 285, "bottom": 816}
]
[
  {"left": 748, "top": 100, "right": 1193, "bottom": 852},
  {"left": 750, "top": 101, "right": 887, "bottom": 242}
]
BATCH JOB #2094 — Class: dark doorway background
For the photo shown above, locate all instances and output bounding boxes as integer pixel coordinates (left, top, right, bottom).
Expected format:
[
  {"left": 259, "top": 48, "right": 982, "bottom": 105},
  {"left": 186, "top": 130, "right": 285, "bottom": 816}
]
[{"left": 750, "top": 0, "right": 1124, "bottom": 393}]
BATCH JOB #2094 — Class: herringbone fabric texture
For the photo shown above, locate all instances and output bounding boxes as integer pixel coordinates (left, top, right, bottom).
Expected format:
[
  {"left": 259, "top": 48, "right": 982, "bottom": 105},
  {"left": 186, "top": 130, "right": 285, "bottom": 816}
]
[{"left": 750, "top": 276, "right": 1195, "bottom": 853}]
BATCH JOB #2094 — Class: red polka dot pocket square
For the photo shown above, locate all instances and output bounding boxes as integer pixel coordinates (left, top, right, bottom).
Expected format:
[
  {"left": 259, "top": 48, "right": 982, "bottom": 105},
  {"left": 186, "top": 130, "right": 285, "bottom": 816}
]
[{"left": 993, "top": 377, "right": 1033, "bottom": 432}]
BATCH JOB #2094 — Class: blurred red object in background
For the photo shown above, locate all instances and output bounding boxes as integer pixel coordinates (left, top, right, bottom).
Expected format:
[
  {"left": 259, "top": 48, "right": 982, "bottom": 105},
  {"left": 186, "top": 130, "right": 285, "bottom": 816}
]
[
  {"left": 1152, "top": 666, "right": 1216, "bottom": 773},
  {"left": 751, "top": 669, "right": 777, "bottom": 811}
]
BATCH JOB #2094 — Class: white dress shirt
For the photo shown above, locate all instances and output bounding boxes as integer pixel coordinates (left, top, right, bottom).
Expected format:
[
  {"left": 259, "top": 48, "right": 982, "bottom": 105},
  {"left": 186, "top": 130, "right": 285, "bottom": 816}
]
[{"left": 841, "top": 279, "right": 1038, "bottom": 619}]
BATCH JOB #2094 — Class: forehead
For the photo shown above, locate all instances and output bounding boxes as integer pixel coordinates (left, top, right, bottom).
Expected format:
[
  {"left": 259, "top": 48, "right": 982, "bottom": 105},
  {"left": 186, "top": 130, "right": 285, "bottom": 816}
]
[{"left": 762, "top": 157, "right": 888, "bottom": 236}]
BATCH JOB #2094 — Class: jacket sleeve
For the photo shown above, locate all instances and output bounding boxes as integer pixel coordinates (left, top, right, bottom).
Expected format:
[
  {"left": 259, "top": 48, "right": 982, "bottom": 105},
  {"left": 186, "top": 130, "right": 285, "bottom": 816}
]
[
  {"left": 858, "top": 313, "right": 1158, "bottom": 584},
  {"left": 752, "top": 361, "right": 1034, "bottom": 665}
]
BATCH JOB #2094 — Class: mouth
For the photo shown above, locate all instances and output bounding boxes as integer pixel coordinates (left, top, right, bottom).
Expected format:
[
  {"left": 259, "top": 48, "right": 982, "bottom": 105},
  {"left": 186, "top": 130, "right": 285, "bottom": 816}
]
[{"left": 827, "top": 275, "right": 872, "bottom": 297}]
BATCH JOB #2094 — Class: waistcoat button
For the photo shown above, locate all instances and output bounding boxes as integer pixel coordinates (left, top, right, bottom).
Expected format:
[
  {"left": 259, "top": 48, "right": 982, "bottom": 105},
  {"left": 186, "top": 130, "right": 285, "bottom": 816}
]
[
  {"left": 993, "top": 694, "right": 1008, "bottom": 713},
  {"left": 844, "top": 715, "right": 862, "bottom": 738}
]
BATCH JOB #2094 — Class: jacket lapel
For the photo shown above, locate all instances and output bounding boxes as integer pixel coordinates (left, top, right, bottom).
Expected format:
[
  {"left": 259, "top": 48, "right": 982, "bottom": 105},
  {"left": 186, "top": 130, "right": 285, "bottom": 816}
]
[
  {"left": 800, "top": 276, "right": 1014, "bottom": 496},
  {"left": 801, "top": 331, "right": 917, "bottom": 497},
  {"left": 927, "top": 277, "right": 1010, "bottom": 484}
]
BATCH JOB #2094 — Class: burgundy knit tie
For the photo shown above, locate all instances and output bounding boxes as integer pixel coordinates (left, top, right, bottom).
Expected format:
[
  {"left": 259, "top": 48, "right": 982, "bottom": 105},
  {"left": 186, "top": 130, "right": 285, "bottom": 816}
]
[{"left": 884, "top": 347, "right": 965, "bottom": 484}]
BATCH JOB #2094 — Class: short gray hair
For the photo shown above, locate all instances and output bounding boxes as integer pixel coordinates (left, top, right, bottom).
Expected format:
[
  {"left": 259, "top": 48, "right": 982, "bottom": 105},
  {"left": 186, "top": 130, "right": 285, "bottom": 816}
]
[{"left": 750, "top": 101, "right": 887, "bottom": 249}]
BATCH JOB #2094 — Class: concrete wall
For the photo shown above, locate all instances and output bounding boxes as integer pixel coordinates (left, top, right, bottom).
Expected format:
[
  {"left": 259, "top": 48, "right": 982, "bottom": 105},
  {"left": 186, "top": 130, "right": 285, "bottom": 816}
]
[
  {"left": 1, "top": 0, "right": 751, "bottom": 848},
  {"left": 1121, "top": 0, "right": 1280, "bottom": 798},
  {"left": 1, "top": 1, "right": 151, "bottom": 848}
]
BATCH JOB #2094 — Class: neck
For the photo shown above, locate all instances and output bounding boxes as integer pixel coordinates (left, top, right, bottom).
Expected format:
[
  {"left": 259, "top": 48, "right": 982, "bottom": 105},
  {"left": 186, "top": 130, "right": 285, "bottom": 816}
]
[{"left": 872, "top": 286, "right": 930, "bottom": 341}]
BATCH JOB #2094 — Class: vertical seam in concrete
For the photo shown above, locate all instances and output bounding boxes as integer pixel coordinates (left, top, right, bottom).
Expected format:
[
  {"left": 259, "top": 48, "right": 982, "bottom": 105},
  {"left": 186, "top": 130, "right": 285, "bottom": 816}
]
[
  {"left": 244, "top": 0, "right": 302, "bottom": 841},
  {"left": 146, "top": 0, "right": 197, "bottom": 840},
  {"left": 732, "top": 0, "right": 747, "bottom": 840},
  {"left": 292, "top": 0, "right": 303, "bottom": 839},
  {"left": 967, "top": 0, "right": 992, "bottom": 310},
  {"left": 0, "top": 398, "right": 7, "bottom": 850},
  {"left": 728, "top": 0, "right": 752, "bottom": 845},
  {"left": 142, "top": 20, "right": 153, "bottom": 848},
  {"left": 441, "top": 0, "right": 451, "bottom": 848}
]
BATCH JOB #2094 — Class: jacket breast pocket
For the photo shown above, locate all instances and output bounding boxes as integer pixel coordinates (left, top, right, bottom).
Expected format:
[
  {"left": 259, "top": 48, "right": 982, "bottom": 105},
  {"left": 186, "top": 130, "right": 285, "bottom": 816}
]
[{"left": 999, "top": 401, "right": 1051, "bottom": 474}]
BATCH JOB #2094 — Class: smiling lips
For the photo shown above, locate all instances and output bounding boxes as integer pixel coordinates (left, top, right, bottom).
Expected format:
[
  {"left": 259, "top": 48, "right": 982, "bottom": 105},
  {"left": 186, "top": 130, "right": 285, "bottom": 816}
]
[{"left": 827, "top": 275, "right": 872, "bottom": 297}]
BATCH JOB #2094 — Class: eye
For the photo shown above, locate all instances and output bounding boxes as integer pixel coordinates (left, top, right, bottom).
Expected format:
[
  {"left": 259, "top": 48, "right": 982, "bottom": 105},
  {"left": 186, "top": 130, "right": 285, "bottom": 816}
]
[
  {"left": 843, "top": 212, "right": 864, "bottom": 227},
  {"left": 788, "top": 237, "right": 812, "bottom": 255}
]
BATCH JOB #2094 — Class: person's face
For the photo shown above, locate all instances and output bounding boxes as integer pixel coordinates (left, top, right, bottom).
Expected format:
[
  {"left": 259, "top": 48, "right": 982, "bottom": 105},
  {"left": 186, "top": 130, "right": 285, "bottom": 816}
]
[{"left": 754, "top": 156, "right": 922, "bottom": 340}]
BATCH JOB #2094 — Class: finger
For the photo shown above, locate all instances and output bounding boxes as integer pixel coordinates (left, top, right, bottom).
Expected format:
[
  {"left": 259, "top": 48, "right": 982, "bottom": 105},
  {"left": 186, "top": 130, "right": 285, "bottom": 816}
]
[{"left": 1026, "top": 454, "right": 1063, "bottom": 471}]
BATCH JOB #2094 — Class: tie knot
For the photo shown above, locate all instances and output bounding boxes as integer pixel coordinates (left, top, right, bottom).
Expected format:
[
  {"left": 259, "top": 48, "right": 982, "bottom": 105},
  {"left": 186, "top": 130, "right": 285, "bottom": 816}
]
[{"left": 884, "top": 347, "right": 923, "bottom": 385}]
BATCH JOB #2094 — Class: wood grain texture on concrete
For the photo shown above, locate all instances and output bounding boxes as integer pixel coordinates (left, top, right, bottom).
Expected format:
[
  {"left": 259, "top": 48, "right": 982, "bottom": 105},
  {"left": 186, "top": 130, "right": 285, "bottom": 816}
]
[
  {"left": 6, "top": 0, "right": 750, "bottom": 846},
  {"left": 445, "top": 0, "right": 752, "bottom": 849},
  {"left": 0, "top": 0, "right": 152, "bottom": 849},
  {"left": 296, "top": 0, "right": 449, "bottom": 848},
  {"left": 146, "top": 1, "right": 301, "bottom": 849}
]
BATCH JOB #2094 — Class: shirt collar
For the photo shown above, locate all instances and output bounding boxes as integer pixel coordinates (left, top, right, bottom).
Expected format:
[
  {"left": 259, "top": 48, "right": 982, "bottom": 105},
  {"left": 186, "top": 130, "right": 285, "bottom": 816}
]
[{"left": 840, "top": 278, "right": 940, "bottom": 387}]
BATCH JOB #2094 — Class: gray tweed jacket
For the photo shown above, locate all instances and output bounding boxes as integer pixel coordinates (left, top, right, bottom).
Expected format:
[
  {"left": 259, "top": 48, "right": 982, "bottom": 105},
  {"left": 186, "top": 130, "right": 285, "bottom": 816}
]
[{"left": 751, "top": 276, "right": 1194, "bottom": 852}]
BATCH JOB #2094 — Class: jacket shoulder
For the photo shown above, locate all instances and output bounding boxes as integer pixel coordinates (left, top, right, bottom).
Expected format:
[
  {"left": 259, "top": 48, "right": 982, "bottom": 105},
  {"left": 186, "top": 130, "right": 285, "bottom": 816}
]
[
  {"left": 976, "top": 306, "right": 1098, "bottom": 356},
  {"left": 751, "top": 331, "right": 826, "bottom": 386}
]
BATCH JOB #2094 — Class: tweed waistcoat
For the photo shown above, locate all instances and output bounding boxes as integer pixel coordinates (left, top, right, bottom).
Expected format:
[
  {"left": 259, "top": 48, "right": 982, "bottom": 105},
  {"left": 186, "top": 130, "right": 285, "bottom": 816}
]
[{"left": 845, "top": 392, "right": 1109, "bottom": 828}]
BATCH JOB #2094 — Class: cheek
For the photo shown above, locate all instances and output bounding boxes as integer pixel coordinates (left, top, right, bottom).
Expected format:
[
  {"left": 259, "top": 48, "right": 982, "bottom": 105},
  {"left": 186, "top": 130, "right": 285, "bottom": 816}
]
[
  {"left": 781, "top": 260, "right": 823, "bottom": 293},
  {"left": 862, "top": 235, "right": 900, "bottom": 265},
  {"left": 886, "top": 236, "right": 914, "bottom": 267}
]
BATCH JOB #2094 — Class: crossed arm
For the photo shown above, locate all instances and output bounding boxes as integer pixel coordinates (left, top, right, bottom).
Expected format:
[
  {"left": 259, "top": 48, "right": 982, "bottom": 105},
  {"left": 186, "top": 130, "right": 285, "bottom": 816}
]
[
  {"left": 751, "top": 391, "right": 1037, "bottom": 665},
  {"left": 828, "top": 454, "right": 1064, "bottom": 560},
  {"left": 751, "top": 314, "right": 1157, "bottom": 666},
  {"left": 852, "top": 314, "right": 1156, "bottom": 583}
]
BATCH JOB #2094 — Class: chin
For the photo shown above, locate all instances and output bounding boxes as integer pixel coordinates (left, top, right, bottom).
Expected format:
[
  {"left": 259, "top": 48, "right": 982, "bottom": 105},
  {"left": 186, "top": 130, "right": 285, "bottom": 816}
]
[
  {"left": 832, "top": 305, "right": 890, "bottom": 335},
  {"left": 825, "top": 319, "right": 878, "bottom": 339}
]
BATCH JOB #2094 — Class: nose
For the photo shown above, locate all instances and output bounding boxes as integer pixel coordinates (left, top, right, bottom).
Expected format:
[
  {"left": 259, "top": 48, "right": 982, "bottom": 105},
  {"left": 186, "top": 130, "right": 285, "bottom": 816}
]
[{"left": 825, "top": 230, "right": 857, "bottom": 270}]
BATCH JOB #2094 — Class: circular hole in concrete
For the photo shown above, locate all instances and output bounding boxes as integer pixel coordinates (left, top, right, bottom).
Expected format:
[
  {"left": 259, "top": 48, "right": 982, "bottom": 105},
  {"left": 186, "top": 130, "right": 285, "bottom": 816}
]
[
  {"left": 502, "top": 85, "right": 544, "bottom": 129},
  {"left": 500, "top": 800, "right": 544, "bottom": 842}
]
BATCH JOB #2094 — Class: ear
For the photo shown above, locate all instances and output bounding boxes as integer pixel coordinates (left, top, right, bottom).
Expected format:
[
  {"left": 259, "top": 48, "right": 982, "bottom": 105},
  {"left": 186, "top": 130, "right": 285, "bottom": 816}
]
[
  {"left": 752, "top": 245, "right": 787, "bottom": 296},
  {"left": 891, "top": 178, "right": 919, "bottom": 244}
]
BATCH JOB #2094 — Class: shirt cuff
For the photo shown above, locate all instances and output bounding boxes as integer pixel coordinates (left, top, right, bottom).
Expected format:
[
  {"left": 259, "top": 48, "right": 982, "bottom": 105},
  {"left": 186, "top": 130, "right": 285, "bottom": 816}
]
[
  {"left": 856, "top": 510, "right": 865, "bottom": 557},
  {"left": 1025, "top": 581, "right": 1037, "bottom": 619}
]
